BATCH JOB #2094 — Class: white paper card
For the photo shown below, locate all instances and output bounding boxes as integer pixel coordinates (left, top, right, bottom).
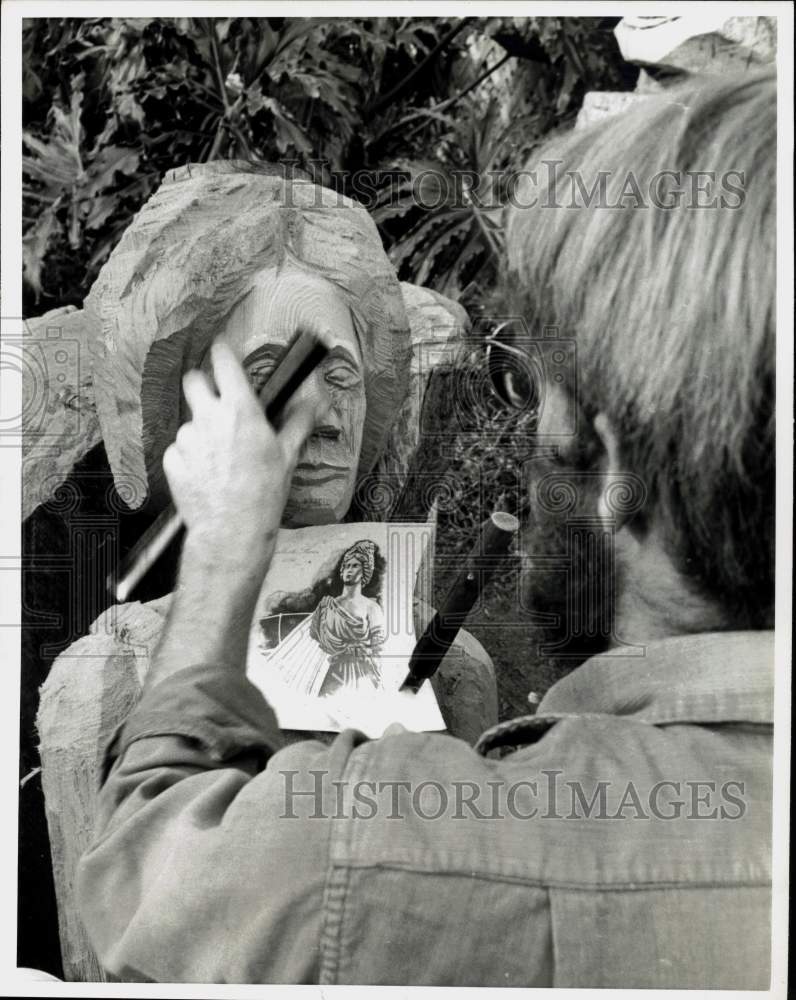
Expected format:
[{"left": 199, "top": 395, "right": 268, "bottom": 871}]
[{"left": 246, "top": 522, "right": 445, "bottom": 737}]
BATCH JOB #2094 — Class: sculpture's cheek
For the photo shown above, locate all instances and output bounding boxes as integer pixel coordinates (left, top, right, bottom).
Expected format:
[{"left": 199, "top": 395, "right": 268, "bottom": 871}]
[{"left": 284, "top": 384, "right": 365, "bottom": 525}]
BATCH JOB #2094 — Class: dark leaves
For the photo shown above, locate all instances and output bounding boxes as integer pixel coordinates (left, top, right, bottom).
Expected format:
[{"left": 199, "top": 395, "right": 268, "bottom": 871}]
[{"left": 22, "top": 15, "right": 632, "bottom": 312}]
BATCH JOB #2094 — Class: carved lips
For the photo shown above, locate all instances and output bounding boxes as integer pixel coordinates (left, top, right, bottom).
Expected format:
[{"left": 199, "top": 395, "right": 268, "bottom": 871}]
[{"left": 292, "top": 463, "right": 350, "bottom": 486}]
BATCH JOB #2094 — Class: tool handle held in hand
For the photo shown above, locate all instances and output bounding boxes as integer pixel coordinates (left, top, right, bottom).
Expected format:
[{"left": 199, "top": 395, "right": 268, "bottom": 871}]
[
  {"left": 109, "top": 328, "right": 328, "bottom": 603},
  {"left": 400, "top": 511, "right": 519, "bottom": 693}
]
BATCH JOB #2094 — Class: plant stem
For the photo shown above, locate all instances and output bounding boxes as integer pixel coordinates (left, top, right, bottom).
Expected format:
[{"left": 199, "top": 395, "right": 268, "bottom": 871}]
[
  {"left": 376, "top": 53, "right": 512, "bottom": 147},
  {"left": 206, "top": 18, "right": 231, "bottom": 112},
  {"left": 368, "top": 18, "right": 474, "bottom": 116},
  {"left": 467, "top": 199, "right": 502, "bottom": 261},
  {"left": 439, "top": 52, "right": 512, "bottom": 116}
]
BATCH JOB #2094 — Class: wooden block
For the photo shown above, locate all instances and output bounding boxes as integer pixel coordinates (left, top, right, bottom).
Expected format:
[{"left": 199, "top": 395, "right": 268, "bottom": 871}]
[
  {"left": 359, "top": 282, "right": 469, "bottom": 518},
  {"left": 36, "top": 598, "right": 169, "bottom": 982},
  {"left": 614, "top": 14, "right": 776, "bottom": 74},
  {"left": 576, "top": 92, "right": 654, "bottom": 130}
]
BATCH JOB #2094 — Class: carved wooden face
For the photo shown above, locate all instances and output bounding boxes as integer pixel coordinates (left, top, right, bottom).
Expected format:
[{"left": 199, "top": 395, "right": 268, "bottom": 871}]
[{"left": 212, "top": 266, "right": 366, "bottom": 526}]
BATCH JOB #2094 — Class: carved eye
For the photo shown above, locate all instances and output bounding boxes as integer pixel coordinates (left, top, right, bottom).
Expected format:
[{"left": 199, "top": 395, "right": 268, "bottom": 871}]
[
  {"left": 247, "top": 362, "right": 277, "bottom": 395},
  {"left": 325, "top": 364, "right": 361, "bottom": 390}
]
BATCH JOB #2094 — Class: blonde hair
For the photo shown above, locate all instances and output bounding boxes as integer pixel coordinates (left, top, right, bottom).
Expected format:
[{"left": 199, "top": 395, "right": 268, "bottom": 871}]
[{"left": 506, "top": 71, "right": 776, "bottom": 626}]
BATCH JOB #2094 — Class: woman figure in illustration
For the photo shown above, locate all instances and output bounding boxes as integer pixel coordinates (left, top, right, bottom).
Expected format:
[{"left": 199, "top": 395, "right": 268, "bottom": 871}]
[
  {"left": 262, "top": 539, "right": 388, "bottom": 700},
  {"left": 311, "top": 540, "right": 386, "bottom": 697}
]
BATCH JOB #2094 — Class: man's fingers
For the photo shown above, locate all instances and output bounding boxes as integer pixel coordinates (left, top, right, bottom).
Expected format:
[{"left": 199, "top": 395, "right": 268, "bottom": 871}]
[
  {"left": 383, "top": 723, "right": 408, "bottom": 738},
  {"left": 162, "top": 443, "right": 187, "bottom": 498},
  {"left": 174, "top": 422, "right": 199, "bottom": 454},
  {"left": 182, "top": 369, "right": 217, "bottom": 419},
  {"left": 211, "top": 341, "right": 256, "bottom": 406}
]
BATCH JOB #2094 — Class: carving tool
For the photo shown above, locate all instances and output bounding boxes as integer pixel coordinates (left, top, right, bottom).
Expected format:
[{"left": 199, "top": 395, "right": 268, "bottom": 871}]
[
  {"left": 399, "top": 511, "right": 520, "bottom": 693},
  {"left": 110, "top": 328, "right": 328, "bottom": 603}
]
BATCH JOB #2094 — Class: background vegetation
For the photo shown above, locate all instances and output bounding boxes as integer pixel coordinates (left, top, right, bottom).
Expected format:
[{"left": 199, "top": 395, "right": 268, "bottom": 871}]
[{"left": 23, "top": 15, "right": 634, "bottom": 315}]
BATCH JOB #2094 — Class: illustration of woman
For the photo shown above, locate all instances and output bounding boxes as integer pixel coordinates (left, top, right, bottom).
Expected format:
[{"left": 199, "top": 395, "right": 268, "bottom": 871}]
[
  {"left": 310, "top": 540, "right": 386, "bottom": 697},
  {"left": 261, "top": 539, "right": 387, "bottom": 699}
]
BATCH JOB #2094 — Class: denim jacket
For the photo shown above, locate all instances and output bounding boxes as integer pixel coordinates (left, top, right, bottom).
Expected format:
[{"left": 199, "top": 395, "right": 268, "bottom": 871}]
[{"left": 77, "top": 630, "right": 773, "bottom": 987}]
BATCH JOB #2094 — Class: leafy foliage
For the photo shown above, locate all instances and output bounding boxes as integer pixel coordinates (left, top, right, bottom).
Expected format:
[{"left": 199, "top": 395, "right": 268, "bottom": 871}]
[
  {"left": 22, "top": 16, "right": 633, "bottom": 311},
  {"left": 371, "top": 97, "right": 510, "bottom": 304}
]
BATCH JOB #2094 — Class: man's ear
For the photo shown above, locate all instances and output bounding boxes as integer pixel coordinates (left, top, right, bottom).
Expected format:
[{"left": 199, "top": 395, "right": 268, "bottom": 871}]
[{"left": 592, "top": 412, "right": 632, "bottom": 530}]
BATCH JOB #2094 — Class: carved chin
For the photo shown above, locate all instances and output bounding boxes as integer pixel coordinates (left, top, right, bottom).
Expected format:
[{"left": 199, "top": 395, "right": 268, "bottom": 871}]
[{"left": 282, "top": 476, "right": 356, "bottom": 527}]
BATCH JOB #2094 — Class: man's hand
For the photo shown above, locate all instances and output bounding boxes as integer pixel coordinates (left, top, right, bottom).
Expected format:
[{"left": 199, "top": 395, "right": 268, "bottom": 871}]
[
  {"left": 163, "top": 340, "right": 322, "bottom": 572},
  {"left": 151, "top": 341, "right": 326, "bottom": 683}
]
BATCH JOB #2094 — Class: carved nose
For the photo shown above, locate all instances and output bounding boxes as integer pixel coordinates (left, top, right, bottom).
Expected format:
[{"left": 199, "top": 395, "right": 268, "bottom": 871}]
[{"left": 290, "top": 367, "right": 333, "bottom": 427}]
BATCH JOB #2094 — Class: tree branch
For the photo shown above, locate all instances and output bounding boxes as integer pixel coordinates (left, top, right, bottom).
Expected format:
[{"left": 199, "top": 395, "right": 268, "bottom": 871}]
[
  {"left": 368, "top": 18, "right": 475, "bottom": 117},
  {"left": 206, "top": 18, "right": 230, "bottom": 112},
  {"left": 490, "top": 30, "right": 552, "bottom": 65},
  {"left": 439, "top": 52, "right": 511, "bottom": 115},
  {"left": 380, "top": 53, "right": 512, "bottom": 147}
]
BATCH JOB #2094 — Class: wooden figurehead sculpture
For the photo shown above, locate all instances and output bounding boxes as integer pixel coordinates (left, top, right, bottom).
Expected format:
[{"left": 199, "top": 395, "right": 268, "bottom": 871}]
[
  {"left": 84, "top": 160, "right": 411, "bottom": 522},
  {"left": 35, "top": 162, "right": 495, "bottom": 981}
]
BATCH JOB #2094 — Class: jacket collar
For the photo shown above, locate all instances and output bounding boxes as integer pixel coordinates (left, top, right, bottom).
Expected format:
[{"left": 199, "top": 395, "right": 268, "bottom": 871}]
[
  {"left": 475, "top": 631, "right": 773, "bottom": 757},
  {"left": 537, "top": 630, "right": 774, "bottom": 726}
]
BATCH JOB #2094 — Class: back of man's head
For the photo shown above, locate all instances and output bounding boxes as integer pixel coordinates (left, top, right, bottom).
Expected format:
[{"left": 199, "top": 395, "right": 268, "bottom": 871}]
[{"left": 506, "top": 70, "right": 776, "bottom": 629}]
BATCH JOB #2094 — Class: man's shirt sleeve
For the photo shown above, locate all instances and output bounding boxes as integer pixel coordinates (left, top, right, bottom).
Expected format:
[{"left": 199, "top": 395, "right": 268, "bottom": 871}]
[{"left": 76, "top": 663, "right": 367, "bottom": 983}]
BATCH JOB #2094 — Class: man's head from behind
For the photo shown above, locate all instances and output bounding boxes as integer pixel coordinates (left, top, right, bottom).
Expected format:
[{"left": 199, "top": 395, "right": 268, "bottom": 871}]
[{"left": 505, "top": 71, "right": 775, "bottom": 649}]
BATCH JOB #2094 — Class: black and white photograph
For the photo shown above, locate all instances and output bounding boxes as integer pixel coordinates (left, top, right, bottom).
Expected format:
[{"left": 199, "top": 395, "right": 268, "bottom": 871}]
[{"left": 0, "top": 2, "right": 791, "bottom": 993}]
